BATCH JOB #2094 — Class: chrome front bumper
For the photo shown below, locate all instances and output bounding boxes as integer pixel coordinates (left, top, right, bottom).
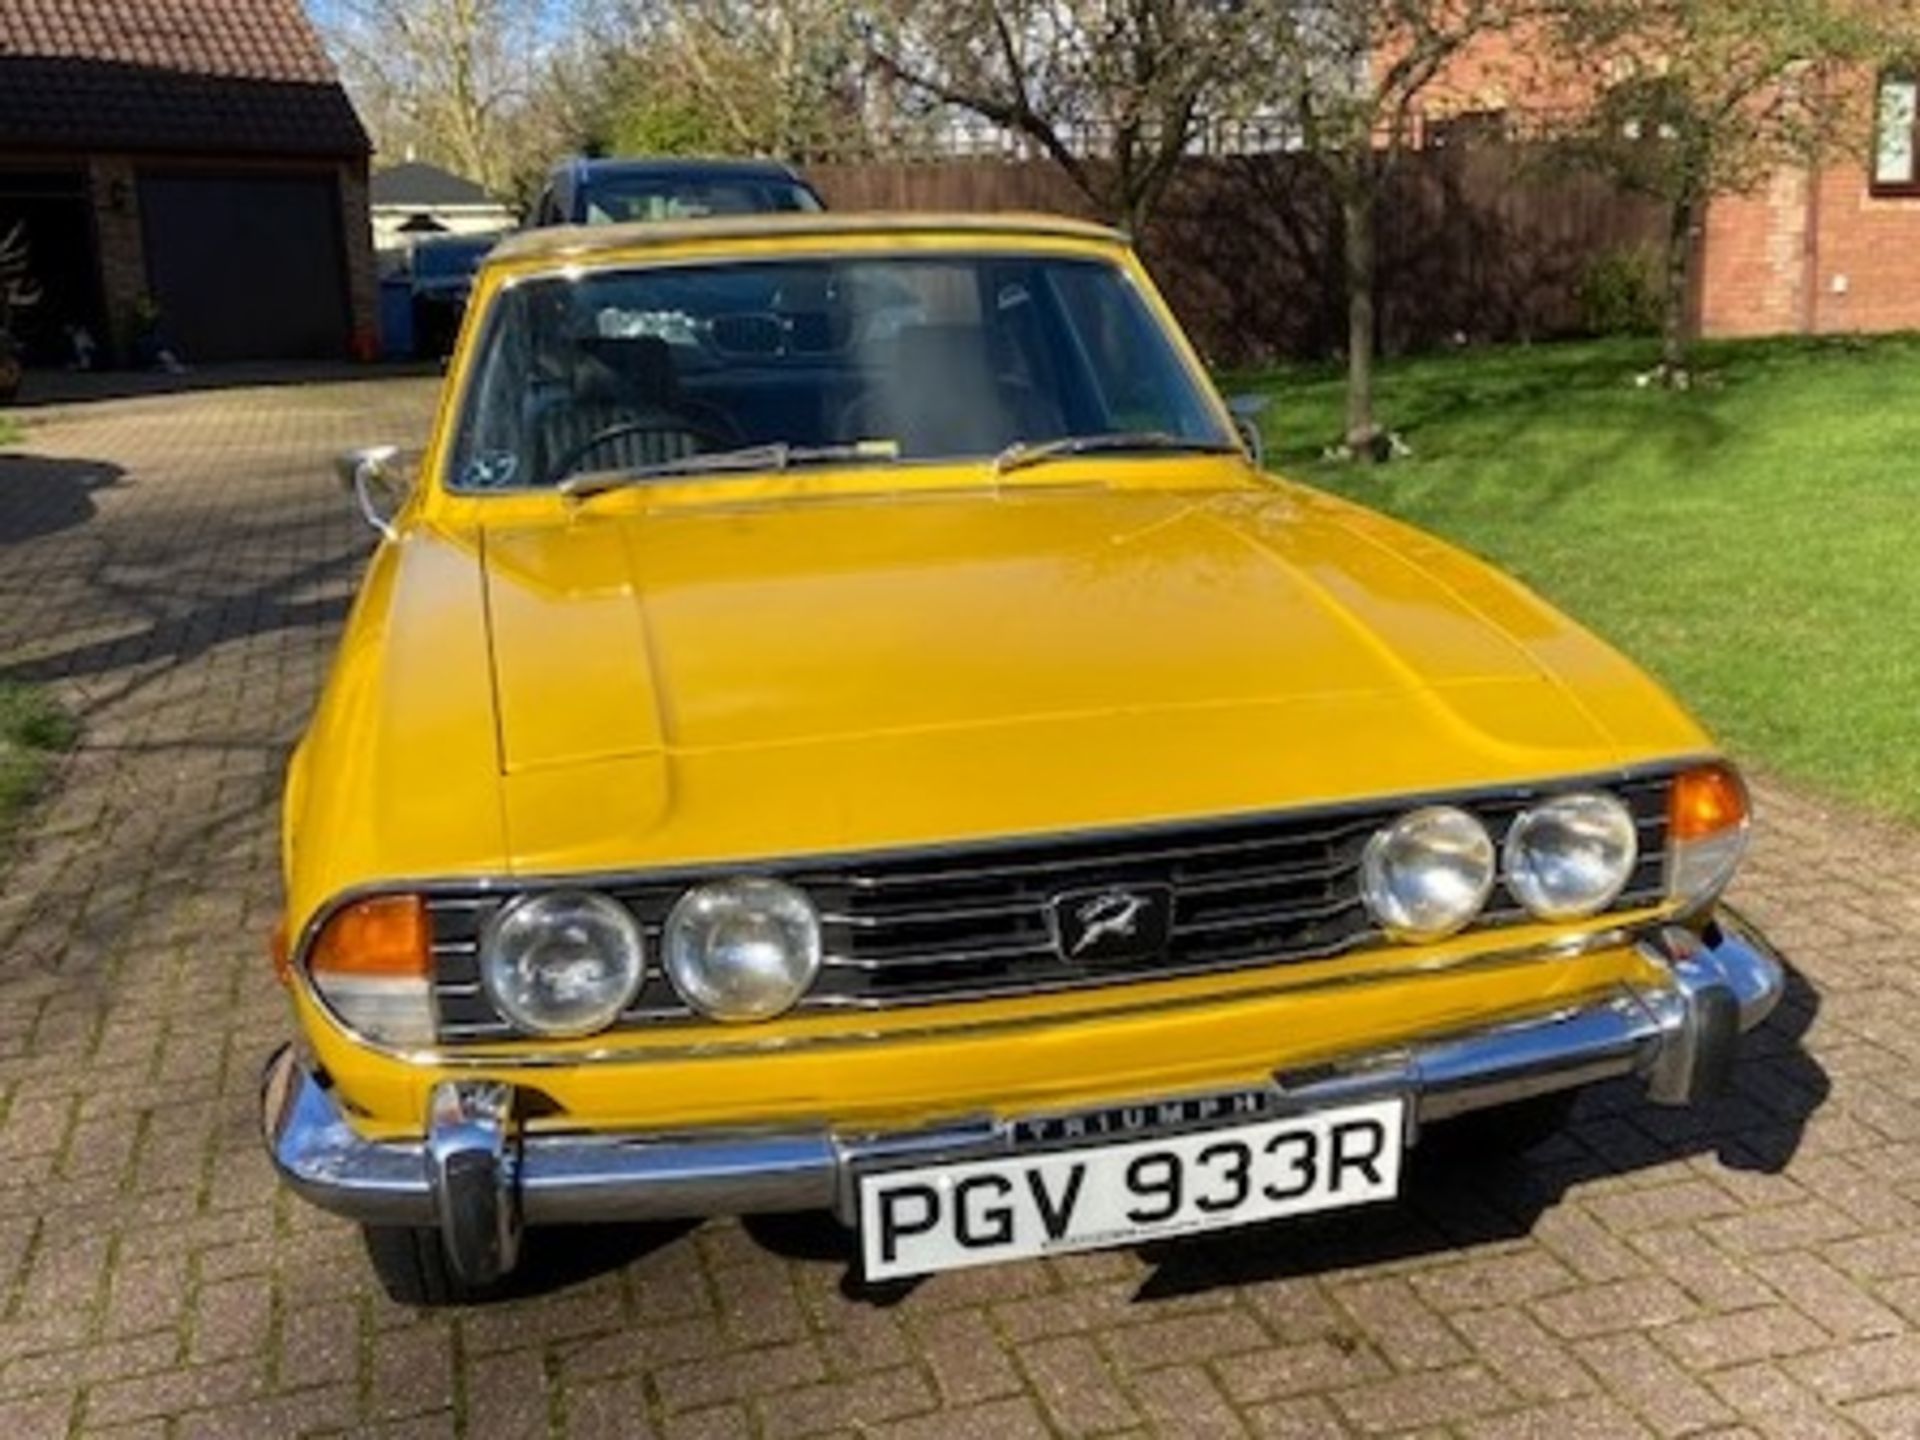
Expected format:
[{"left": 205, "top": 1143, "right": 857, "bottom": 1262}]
[{"left": 262, "top": 914, "right": 1786, "bottom": 1286}]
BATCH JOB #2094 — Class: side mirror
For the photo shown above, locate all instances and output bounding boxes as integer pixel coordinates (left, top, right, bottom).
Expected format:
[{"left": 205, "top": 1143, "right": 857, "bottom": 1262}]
[
  {"left": 335, "top": 445, "right": 406, "bottom": 540},
  {"left": 1227, "top": 394, "right": 1272, "bottom": 469}
]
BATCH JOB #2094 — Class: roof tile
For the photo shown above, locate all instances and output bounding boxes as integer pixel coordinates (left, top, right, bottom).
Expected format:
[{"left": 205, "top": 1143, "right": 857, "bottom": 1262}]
[{"left": 0, "top": 0, "right": 368, "bottom": 157}]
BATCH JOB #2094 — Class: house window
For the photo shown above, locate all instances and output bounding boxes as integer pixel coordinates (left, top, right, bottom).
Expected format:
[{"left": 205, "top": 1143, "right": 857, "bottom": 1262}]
[{"left": 1874, "top": 72, "right": 1920, "bottom": 193}]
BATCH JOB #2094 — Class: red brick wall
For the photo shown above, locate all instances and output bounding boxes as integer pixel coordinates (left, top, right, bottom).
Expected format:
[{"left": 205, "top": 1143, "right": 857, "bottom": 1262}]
[
  {"left": 1696, "top": 158, "right": 1920, "bottom": 339},
  {"left": 1698, "top": 169, "right": 1811, "bottom": 338},
  {"left": 1803, "top": 164, "right": 1920, "bottom": 333},
  {"left": 87, "top": 155, "right": 147, "bottom": 360},
  {"left": 1413, "top": 32, "right": 1920, "bottom": 344},
  {"left": 338, "top": 159, "right": 377, "bottom": 357}
]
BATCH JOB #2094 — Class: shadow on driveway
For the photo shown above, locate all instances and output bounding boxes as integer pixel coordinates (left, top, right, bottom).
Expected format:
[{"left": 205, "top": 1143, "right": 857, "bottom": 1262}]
[
  {"left": 1132, "top": 963, "right": 1828, "bottom": 1304},
  {"left": 0, "top": 545, "right": 361, "bottom": 694},
  {"left": 466, "top": 959, "right": 1828, "bottom": 1309},
  {"left": 5, "top": 360, "right": 442, "bottom": 410},
  {"left": 0, "top": 453, "right": 124, "bottom": 547}
]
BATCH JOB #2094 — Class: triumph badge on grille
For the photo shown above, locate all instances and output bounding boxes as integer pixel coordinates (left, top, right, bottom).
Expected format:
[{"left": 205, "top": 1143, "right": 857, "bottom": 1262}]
[{"left": 1049, "top": 885, "right": 1174, "bottom": 964}]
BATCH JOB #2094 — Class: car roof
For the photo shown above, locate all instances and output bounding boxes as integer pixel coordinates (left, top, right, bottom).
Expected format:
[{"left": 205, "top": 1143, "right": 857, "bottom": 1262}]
[
  {"left": 486, "top": 211, "right": 1128, "bottom": 268},
  {"left": 555, "top": 156, "right": 804, "bottom": 182}
]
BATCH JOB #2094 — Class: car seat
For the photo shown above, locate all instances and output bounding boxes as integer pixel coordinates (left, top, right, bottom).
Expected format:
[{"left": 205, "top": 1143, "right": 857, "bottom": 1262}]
[
  {"left": 533, "top": 336, "right": 740, "bottom": 483},
  {"left": 844, "top": 324, "right": 1063, "bottom": 458}
]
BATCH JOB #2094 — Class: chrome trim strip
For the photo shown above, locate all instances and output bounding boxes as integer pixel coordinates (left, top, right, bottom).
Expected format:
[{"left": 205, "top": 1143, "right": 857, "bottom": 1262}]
[
  {"left": 822, "top": 900, "right": 1044, "bottom": 928},
  {"left": 1175, "top": 894, "right": 1365, "bottom": 935},
  {"left": 262, "top": 914, "right": 1788, "bottom": 1264},
  {"left": 819, "top": 938, "right": 1058, "bottom": 971},
  {"left": 1175, "top": 858, "right": 1357, "bottom": 896},
  {"left": 808, "top": 933, "right": 1379, "bottom": 1002}
]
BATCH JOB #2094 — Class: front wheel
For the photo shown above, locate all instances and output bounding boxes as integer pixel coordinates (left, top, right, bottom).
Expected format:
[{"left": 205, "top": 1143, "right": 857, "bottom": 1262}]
[{"left": 362, "top": 1226, "right": 500, "bottom": 1307}]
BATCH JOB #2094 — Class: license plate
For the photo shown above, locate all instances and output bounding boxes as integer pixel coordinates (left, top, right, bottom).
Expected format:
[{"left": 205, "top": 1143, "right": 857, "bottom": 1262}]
[{"left": 857, "top": 1097, "right": 1405, "bottom": 1281}]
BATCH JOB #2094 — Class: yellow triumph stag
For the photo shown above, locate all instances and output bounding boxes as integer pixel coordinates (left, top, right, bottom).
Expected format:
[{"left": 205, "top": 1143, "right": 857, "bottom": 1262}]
[{"left": 263, "top": 213, "right": 1781, "bottom": 1302}]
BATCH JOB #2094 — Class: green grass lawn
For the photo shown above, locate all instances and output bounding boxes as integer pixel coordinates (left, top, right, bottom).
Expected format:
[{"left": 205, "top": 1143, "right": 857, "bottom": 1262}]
[
  {"left": 1240, "top": 335, "right": 1920, "bottom": 824},
  {"left": 0, "top": 684, "right": 76, "bottom": 845}
]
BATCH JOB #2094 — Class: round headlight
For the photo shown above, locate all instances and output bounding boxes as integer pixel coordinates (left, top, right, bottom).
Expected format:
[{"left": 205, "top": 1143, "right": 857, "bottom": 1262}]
[
  {"left": 1361, "top": 806, "right": 1497, "bottom": 942},
  {"left": 480, "top": 891, "right": 646, "bottom": 1038},
  {"left": 1503, "top": 791, "right": 1639, "bottom": 921},
  {"left": 664, "top": 878, "right": 822, "bottom": 1023}
]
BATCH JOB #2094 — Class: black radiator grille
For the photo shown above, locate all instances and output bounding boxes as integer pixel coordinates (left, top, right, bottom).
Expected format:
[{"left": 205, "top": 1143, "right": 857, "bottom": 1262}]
[{"left": 425, "top": 773, "right": 1674, "bottom": 1039}]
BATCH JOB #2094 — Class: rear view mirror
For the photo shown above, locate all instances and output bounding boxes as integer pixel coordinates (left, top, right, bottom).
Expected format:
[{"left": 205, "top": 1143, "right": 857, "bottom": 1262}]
[
  {"left": 335, "top": 445, "right": 406, "bottom": 540},
  {"left": 1228, "top": 394, "right": 1271, "bottom": 468}
]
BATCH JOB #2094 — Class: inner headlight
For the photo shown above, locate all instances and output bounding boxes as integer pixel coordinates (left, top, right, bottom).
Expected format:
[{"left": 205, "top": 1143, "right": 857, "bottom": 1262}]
[
  {"left": 1503, "top": 792, "right": 1639, "bottom": 921},
  {"left": 1360, "top": 806, "right": 1497, "bottom": 942},
  {"left": 664, "top": 878, "right": 822, "bottom": 1022},
  {"left": 480, "top": 891, "right": 646, "bottom": 1038}
]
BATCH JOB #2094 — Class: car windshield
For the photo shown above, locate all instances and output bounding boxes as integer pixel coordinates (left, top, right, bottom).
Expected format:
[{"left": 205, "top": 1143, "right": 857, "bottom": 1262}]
[
  {"left": 581, "top": 177, "right": 823, "bottom": 224},
  {"left": 449, "top": 252, "right": 1235, "bottom": 491}
]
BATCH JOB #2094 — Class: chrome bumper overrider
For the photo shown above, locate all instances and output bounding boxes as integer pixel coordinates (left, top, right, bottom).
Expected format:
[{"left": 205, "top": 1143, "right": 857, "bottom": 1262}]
[{"left": 262, "top": 913, "right": 1786, "bottom": 1286}]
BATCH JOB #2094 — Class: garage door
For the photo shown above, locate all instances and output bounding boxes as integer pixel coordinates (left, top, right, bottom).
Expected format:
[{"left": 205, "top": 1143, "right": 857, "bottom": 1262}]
[{"left": 138, "top": 172, "right": 350, "bottom": 362}]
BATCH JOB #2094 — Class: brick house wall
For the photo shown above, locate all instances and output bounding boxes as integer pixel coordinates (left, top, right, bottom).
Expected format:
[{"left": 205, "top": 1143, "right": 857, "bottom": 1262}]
[
  {"left": 1698, "top": 170, "right": 1814, "bottom": 338},
  {"left": 1409, "top": 26, "right": 1920, "bottom": 344},
  {"left": 339, "top": 160, "right": 377, "bottom": 356},
  {"left": 0, "top": 0, "right": 374, "bottom": 365},
  {"left": 1670, "top": 37, "right": 1920, "bottom": 343},
  {"left": 2, "top": 149, "right": 378, "bottom": 363},
  {"left": 1686, "top": 125, "right": 1920, "bottom": 340},
  {"left": 87, "top": 156, "right": 144, "bottom": 354}
]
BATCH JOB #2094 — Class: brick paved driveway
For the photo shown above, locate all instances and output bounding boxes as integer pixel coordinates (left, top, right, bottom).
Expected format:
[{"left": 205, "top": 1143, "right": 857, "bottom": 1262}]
[{"left": 1, "top": 377, "right": 1917, "bottom": 1440}]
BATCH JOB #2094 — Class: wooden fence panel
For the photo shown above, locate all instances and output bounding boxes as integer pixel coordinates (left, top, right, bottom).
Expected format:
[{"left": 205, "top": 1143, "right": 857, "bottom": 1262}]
[{"left": 807, "top": 151, "right": 1664, "bottom": 365}]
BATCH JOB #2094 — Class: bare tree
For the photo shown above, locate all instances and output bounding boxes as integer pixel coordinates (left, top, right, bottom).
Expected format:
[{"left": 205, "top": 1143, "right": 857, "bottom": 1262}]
[
  {"left": 1275, "top": 1, "right": 1530, "bottom": 459},
  {"left": 866, "top": 1, "right": 1283, "bottom": 233},
  {"left": 318, "top": 0, "right": 560, "bottom": 192},
  {"left": 1549, "top": 0, "right": 1888, "bottom": 383},
  {"left": 606, "top": 0, "right": 873, "bottom": 160}
]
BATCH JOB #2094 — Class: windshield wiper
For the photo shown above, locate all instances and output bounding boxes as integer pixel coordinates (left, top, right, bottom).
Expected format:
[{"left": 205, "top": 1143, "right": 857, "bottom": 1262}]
[
  {"left": 993, "top": 432, "right": 1238, "bottom": 476},
  {"left": 560, "top": 441, "right": 896, "bottom": 499}
]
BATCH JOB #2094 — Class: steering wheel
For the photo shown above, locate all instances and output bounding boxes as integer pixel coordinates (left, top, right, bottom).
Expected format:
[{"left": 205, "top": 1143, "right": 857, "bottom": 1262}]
[{"left": 546, "top": 419, "right": 740, "bottom": 485}]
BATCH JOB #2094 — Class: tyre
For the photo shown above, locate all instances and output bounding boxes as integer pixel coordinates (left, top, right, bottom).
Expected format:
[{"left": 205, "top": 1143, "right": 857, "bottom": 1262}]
[
  {"left": 362, "top": 1225, "right": 498, "bottom": 1307},
  {"left": 1426, "top": 1089, "right": 1579, "bottom": 1161}
]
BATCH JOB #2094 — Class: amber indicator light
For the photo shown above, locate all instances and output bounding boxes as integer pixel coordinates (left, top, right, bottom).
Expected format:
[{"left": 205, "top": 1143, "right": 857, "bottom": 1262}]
[
  {"left": 1670, "top": 764, "right": 1748, "bottom": 843},
  {"left": 308, "top": 895, "right": 431, "bottom": 977}
]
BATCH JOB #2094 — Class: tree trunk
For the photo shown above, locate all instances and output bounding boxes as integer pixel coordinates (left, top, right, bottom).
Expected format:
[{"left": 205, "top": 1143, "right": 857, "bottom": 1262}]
[
  {"left": 1342, "top": 174, "right": 1379, "bottom": 459},
  {"left": 1661, "top": 189, "right": 1701, "bottom": 383}
]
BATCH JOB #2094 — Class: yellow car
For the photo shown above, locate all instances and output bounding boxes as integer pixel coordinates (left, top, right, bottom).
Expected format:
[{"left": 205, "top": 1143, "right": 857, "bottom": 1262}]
[{"left": 263, "top": 213, "right": 1781, "bottom": 1303}]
